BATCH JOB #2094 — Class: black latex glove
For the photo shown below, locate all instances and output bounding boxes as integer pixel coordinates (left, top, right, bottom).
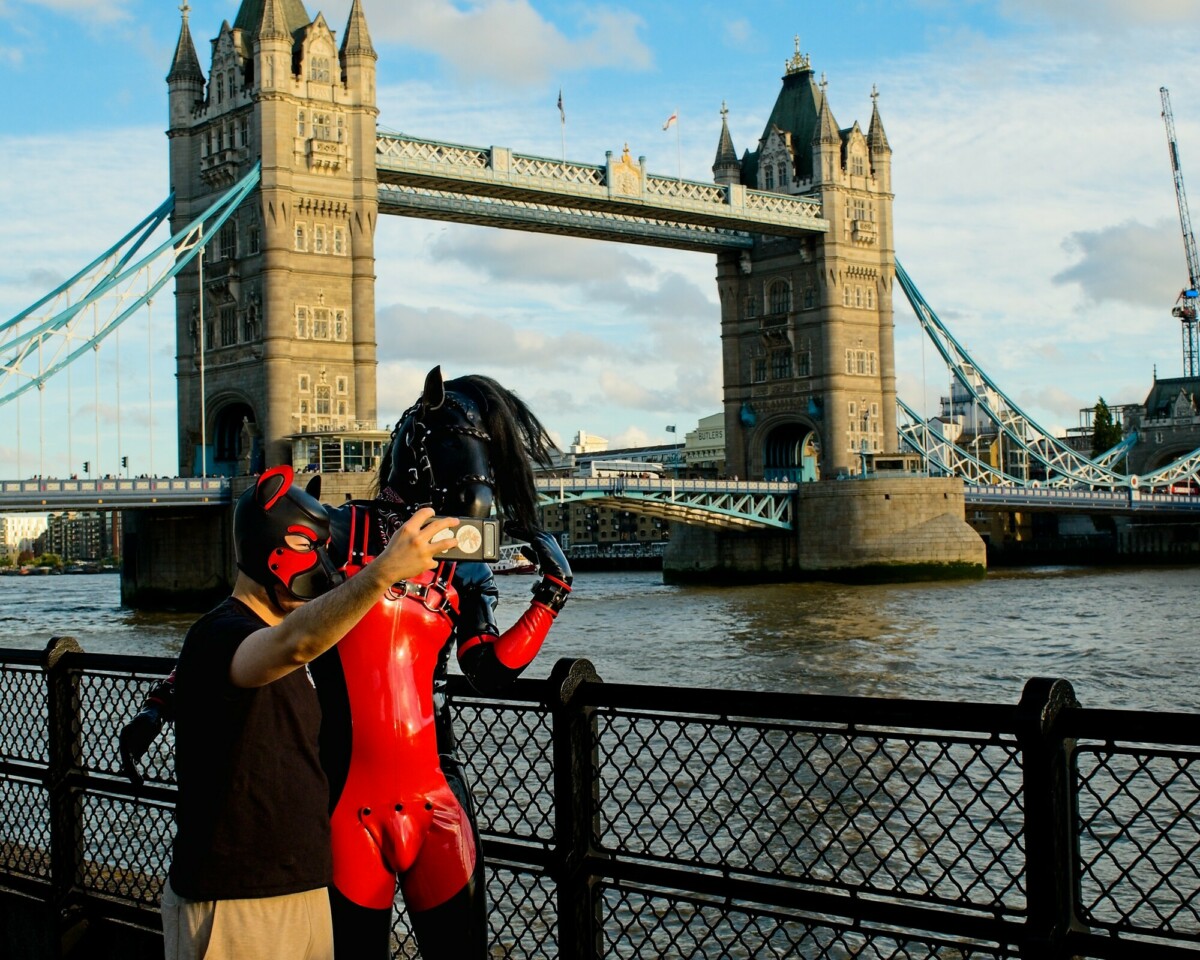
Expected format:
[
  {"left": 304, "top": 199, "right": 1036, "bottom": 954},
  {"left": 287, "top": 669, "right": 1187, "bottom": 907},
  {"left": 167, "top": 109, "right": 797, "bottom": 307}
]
[
  {"left": 118, "top": 706, "right": 164, "bottom": 788},
  {"left": 507, "top": 525, "right": 573, "bottom": 586}
]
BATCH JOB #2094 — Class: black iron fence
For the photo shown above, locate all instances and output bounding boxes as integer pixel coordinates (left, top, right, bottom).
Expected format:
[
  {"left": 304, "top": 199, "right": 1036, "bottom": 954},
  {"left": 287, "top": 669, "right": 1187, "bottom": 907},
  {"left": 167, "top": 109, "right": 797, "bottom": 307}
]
[{"left": 1, "top": 639, "right": 1198, "bottom": 959}]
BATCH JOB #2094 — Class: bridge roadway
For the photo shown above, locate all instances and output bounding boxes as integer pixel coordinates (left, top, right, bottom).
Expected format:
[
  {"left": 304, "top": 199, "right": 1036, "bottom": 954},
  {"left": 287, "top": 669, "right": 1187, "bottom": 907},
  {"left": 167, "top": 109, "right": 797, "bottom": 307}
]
[{"left": 2, "top": 477, "right": 1199, "bottom": 522}]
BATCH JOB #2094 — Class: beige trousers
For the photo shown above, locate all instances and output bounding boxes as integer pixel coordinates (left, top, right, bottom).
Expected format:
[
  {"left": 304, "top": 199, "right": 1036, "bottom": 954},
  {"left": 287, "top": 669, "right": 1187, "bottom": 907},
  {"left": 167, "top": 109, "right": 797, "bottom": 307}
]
[{"left": 161, "top": 879, "right": 334, "bottom": 960}]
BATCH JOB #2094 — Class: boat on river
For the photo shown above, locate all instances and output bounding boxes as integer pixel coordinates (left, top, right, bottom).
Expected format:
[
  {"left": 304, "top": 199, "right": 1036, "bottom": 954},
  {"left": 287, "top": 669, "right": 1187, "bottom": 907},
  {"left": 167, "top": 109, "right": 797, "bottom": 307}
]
[{"left": 490, "top": 542, "right": 535, "bottom": 575}]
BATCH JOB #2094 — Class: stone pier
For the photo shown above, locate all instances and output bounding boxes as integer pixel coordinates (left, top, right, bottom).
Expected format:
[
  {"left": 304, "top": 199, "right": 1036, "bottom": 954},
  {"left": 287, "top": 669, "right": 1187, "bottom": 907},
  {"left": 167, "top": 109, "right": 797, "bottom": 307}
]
[{"left": 664, "top": 476, "right": 985, "bottom": 584}]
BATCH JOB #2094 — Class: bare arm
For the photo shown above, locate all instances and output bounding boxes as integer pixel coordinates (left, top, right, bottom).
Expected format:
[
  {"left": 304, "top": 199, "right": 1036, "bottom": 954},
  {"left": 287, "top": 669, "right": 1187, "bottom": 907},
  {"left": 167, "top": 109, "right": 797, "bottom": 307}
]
[{"left": 229, "top": 508, "right": 457, "bottom": 688}]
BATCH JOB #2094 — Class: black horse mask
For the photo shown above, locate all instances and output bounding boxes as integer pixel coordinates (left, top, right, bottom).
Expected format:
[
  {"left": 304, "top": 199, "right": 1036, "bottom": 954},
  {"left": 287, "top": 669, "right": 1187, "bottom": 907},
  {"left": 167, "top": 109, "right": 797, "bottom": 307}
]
[{"left": 380, "top": 366, "right": 554, "bottom": 531}]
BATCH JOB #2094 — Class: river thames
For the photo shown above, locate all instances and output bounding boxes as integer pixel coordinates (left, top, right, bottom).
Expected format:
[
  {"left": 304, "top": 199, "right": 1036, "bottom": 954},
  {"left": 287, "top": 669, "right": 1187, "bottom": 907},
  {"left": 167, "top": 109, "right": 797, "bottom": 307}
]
[{"left": 0, "top": 565, "right": 1197, "bottom": 712}]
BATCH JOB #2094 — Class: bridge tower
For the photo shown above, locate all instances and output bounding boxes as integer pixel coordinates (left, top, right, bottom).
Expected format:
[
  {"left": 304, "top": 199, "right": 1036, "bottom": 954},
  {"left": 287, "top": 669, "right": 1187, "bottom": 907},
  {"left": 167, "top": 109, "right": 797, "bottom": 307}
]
[
  {"left": 166, "top": 0, "right": 379, "bottom": 474},
  {"left": 715, "top": 40, "right": 896, "bottom": 481}
]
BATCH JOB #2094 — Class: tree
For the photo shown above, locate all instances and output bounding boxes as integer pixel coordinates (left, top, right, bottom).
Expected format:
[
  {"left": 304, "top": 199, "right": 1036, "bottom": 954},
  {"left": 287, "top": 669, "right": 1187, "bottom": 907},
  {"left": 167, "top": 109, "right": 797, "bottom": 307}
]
[{"left": 1091, "top": 397, "right": 1123, "bottom": 456}]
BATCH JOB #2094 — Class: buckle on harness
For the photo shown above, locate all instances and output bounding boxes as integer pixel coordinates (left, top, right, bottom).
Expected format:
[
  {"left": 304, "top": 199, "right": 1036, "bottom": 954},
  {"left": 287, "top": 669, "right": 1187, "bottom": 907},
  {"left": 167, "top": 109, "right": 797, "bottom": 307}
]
[{"left": 386, "top": 576, "right": 450, "bottom": 612}]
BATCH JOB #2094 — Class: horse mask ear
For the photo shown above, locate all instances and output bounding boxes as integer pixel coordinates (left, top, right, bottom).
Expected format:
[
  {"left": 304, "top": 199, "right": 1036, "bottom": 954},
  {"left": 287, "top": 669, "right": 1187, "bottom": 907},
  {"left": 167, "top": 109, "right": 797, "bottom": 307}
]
[
  {"left": 422, "top": 365, "right": 446, "bottom": 412},
  {"left": 305, "top": 475, "right": 321, "bottom": 500},
  {"left": 256, "top": 465, "right": 292, "bottom": 510}
]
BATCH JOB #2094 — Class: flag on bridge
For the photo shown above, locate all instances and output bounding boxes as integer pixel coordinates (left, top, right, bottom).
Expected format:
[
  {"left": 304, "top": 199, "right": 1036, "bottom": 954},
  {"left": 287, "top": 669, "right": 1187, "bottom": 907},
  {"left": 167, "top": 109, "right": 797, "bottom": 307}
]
[
  {"left": 662, "top": 109, "right": 678, "bottom": 130},
  {"left": 558, "top": 89, "right": 565, "bottom": 124},
  {"left": 665, "top": 425, "right": 676, "bottom": 433}
]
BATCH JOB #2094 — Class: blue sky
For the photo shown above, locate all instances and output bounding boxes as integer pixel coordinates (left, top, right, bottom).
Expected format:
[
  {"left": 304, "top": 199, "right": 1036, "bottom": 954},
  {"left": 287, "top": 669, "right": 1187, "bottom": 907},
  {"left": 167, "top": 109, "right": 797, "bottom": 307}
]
[{"left": 2, "top": 0, "right": 1200, "bottom": 479}]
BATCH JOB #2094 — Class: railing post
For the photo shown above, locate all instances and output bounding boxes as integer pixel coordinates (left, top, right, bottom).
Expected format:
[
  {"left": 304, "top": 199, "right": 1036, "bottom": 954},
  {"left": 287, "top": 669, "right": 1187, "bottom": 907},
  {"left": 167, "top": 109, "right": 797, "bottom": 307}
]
[
  {"left": 41, "top": 636, "right": 87, "bottom": 957},
  {"left": 1017, "top": 677, "right": 1084, "bottom": 960},
  {"left": 548, "top": 657, "right": 603, "bottom": 960}
]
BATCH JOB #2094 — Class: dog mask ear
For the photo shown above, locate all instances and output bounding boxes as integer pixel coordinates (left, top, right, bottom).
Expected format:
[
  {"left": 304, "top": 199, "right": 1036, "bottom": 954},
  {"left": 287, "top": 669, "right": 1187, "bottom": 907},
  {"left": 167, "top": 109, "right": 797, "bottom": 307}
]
[{"left": 256, "top": 465, "right": 293, "bottom": 511}]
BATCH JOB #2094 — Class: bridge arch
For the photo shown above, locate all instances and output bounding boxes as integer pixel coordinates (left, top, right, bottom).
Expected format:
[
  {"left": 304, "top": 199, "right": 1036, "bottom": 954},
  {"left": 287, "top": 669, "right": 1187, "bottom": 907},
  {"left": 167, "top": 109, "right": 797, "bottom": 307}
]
[
  {"left": 208, "top": 396, "right": 261, "bottom": 477},
  {"left": 758, "top": 420, "right": 820, "bottom": 482}
]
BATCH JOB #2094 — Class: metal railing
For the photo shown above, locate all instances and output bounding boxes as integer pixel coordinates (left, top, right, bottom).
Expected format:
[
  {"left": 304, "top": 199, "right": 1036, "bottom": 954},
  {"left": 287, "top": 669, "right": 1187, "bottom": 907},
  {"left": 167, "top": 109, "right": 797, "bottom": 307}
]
[{"left": 1, "top": 641, "right": 1197, "bottom": 958}]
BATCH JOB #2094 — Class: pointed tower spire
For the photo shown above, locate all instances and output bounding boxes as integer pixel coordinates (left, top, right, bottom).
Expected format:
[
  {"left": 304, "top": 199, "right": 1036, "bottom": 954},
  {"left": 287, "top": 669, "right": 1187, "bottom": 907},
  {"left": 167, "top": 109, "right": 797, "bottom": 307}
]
[
  {"left": 340, "top": 0, "right": 376, "bottom": 59},
  {"left": 167, "top": 3, "right": 205, "bottom": 84},
  {"left": 257, "top": 0, "right": 292, "bottom": 42},
  {"left": 712, "top": 101, "right": 742, "bottom": 185},
  {"left": 868, "top": 85, "right": 890, "bottom": 153},
  {"left": 813, "top": 80, "right": 840, "bottom": 147}
]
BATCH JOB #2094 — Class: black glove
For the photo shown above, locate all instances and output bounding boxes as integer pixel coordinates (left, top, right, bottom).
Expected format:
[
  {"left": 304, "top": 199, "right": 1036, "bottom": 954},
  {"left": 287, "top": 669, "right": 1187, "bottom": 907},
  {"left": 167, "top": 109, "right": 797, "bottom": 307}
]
[
  {"left": 119, "top": 707, "right": 163, "bottom": 788},
  {"left": 118, "top": 674, "right": 175, "bottom": 788},
  {"left": 507, "top": 525, "right": 572, "bottom": 614},
  {"left": 506, "top": 526, "right": 573, "bottom": 586}
]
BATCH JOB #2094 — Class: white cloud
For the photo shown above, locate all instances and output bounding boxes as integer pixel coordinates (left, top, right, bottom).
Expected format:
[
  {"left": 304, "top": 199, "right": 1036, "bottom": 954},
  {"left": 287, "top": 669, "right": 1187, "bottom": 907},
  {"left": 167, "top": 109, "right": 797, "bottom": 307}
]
[{"left": 360, "top": 0, "right": 651, "bottom": 87}]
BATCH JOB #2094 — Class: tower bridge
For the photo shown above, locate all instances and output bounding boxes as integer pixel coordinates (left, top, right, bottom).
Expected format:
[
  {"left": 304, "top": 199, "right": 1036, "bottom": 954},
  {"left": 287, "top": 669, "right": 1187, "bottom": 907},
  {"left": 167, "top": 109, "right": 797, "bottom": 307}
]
[{"left": 12, "top": 0, "right": 1200, "bottom": 596}]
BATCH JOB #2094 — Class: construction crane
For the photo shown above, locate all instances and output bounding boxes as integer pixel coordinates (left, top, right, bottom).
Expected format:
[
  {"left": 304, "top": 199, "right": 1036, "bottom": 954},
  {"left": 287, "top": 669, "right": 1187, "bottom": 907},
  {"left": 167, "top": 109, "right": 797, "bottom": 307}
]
[{"left": 1160, "top": 86, "right": 1200, "bottom": 378}]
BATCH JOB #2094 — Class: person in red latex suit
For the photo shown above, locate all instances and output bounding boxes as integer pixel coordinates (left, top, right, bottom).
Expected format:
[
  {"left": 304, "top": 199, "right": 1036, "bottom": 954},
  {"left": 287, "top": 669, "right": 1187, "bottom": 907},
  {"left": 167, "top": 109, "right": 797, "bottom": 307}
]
[{"left": 312, "top": 366, "right": 571, "bottom": 958}]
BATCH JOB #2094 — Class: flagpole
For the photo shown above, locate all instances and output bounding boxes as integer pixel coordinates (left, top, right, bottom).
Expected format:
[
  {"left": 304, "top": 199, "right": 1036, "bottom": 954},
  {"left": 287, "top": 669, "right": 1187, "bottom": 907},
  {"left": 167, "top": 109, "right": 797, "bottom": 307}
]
[
  {"left": 558, "top": 87, "right": 566, "bottom": 161},
  {"left": 675, "top": 108, "right": 681, "bottom": 179}
]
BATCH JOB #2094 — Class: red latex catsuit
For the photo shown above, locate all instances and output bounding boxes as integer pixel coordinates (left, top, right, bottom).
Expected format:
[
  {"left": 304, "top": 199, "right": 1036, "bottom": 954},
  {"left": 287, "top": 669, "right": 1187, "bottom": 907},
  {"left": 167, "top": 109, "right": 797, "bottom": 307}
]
[{"left": 328, "top": 504, "right": 565, "bottom": 916}]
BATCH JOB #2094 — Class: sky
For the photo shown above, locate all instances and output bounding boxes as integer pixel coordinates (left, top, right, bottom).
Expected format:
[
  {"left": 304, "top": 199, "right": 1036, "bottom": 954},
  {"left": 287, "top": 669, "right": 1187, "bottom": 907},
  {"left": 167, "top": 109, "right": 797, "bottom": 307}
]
[{"left": 2, "top": 0, "right": 1200, "bottom": 480}]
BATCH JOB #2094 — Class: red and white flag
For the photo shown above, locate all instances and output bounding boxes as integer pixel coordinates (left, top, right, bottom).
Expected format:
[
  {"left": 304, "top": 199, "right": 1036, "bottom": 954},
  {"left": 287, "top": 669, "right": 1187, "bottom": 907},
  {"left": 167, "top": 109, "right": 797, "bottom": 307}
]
[{"left": 662, "top": 110, "right": 677, "bottom": 130}]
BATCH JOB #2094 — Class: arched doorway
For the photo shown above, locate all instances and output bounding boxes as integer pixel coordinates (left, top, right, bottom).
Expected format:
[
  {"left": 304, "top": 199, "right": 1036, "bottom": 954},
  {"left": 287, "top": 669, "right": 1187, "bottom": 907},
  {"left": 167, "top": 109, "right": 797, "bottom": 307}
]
[
  {"left": 762, "top": 424, "right": 820, "bottom": 482},
  {"left": 212, "top": 402, "right": 260, "bottom": 477}
]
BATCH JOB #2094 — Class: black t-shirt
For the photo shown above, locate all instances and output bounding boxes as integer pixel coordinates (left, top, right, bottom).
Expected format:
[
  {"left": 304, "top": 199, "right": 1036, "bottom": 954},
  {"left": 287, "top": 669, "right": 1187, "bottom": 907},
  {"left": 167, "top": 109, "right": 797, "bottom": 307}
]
[{"left": 168, "top": 597, "right": 332, "bottom": 900}]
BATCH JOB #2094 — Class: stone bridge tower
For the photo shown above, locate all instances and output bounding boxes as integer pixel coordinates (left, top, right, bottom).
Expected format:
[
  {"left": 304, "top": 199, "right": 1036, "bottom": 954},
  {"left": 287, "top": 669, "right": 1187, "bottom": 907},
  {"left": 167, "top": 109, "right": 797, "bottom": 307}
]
[
  {"left": 715, "top": 41, "right": 896, "bottom": 482},
  {"left": 167, "top": 0, "right": 379, "bottom": 474}
]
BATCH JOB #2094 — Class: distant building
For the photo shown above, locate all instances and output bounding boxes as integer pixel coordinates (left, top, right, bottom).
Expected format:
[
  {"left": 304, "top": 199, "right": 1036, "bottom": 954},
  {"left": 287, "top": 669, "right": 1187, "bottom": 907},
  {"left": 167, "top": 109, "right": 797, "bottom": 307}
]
[
  {"left": 683, "top": 413, "right": 726, "bottom": 475},
  {"left": 1123, "top": 376, "right": 1200, "bottom": 479},
  {"left": 0, "top": 514, "right": 48, "bottom": 560},
  {"left": 45, "top": 512, "right": 119, "bottom": 562}
]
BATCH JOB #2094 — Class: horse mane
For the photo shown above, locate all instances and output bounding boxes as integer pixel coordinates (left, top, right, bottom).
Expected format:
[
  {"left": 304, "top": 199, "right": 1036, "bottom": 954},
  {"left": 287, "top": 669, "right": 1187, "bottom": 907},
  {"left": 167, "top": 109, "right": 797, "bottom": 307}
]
[{"left": 376, "top": 373, "right": 556, "bottom": 533}]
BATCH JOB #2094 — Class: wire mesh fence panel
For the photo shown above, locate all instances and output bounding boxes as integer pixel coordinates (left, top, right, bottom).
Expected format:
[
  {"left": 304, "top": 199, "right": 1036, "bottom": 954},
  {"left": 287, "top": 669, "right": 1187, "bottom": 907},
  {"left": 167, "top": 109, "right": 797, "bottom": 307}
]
[
  {"left": 1076, "top": 740, "right": 1200, "bottom": 941},
  {"left": 79, "top": 792, "right": 173, "bottom": 907},
  {"left": 598, "top": 884, "right": 1019, "bottom": 960},
  {"left": 0, "top": 777, "right": 52, "bottom": 884},
  {"left": 594, "top": 709, "right": 1026, "bottom": 915},
  {"left": 0, "top": 663, "right": 48, "bottom": 765},
  {"left": 453, "top": 698, "right": 556, "bottom": 844}
]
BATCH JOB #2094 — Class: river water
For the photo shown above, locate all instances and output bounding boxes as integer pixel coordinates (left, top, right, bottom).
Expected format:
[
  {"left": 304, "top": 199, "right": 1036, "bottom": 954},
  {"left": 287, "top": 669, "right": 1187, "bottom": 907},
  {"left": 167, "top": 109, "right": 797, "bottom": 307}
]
[{"left": 0, "top": 566, "right": 1197, "bottom": 713}]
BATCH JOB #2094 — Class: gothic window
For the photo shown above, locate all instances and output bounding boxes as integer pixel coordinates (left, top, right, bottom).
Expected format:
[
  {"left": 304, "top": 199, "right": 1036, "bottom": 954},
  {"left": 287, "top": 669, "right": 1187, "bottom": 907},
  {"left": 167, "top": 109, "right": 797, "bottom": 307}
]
[
  {"left": 298, "top": 374, "right": 310, "bottom": 392},
  {"left": 316, "top": 386, "right": 332, "bottom": 416},
  {"left": 797, "top": 350, "right": 811, "bottom": 377},
  {"left": 297, "top": 110, "right": 306, "bottom": 137},
  {"left": 219, "top": 223, "right": 236, "bottom": 261},
  {"left": 764, "top": 166, "right": 775, "bottom": 190},
  {"left": 337, "top": 115, "right": 345, "bottom": 143},
  {"left": 204, "top": 317, "right": 215, "bottom": 349},
  {"left": 243, "top": 305, "right": 258, "bottom": 342},
  {"left": 870, "top": 353, "right": 878, "bottom": 375},
  {"left": 300, "top": 399, "right": 309, "bottom": 414},
  {"left": 209, "top": 128, "right": 219, "bottom": 154},
  {"left": 777, "top": 162, "right": 787, "bottom": 189},
  {"left": 312, "top": 308, "right": 330, "bottom": 340},
  {"left": 851, "top": 154, "right": 865, "bottom": 176},
  {"left": 296, "top": 306, "right": 309, "bottom": 339},
  {"left": 220, "top": 306, "right": 237, "bottom": 346},
  {"left": 803, "top": 287, "right": 816, "bottom": 309},
  {"left": 313, "top": 112, "right": 332, "bottom": 141},
  {"left": 313, "top": 225, "right": 326, "bottom": 254},
  {"left": 248, "top": 225, "right": 260, "bottom": 256},
  {"left": 771, "top": 349, "right": 792, "bottom": 379},
  {"left": 855, "top": 285, "right": 863, "bottom": 308},
  {"left": 843, "top": 285, "right": 852, "bottom": 307},
  {"left": 865, "top": 286, "right": 875, "bottom": 309},
  {"left": 336, "top": 376, "right": 348, "bottom": 394},
  {"left": 845, "top": 349, "right": 854, "bottom": 374},
  {"left": 753, "top": 357, "right": 767, "bottom": 383},
  {"left": 856, "top": 351, "right": 867, "bottom": 375},
  {"left": 222, "top": 123, "right": 231, "bottom": 150},
  {"left": 338, "top": 400, "right": 348, "bottom": 416},
  {"left": 768, "top": 280, "right": 790, "bottom": 314},
  {"left": 295, "top": 223, "right": 307, "bottom": 252},
  {"left": 310, "top": 56, "right": 332, "bottom": 83},
  {"left": 849, "top": 401, "right": 857, "bottom": 417},
  {"left": 216, "top": 74, "right": 224, "bottom": 104},
  {"left": 853, "top": 198, "right": 868, "bottom": 220},
  {"left": 334, "top": 310, "right": 348, "bottom": 340},
  {"left": 239, "top": 116, "right": 249, "bottom": 148},
  {"left": 333, "top": 227, "right": 345, "bottom": 256},
  {"left": 745, "top": 295, "right": 757, "bottom": 318},
  {"left": 870, "top": 402, "right": 879, "bottom": 418}
]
